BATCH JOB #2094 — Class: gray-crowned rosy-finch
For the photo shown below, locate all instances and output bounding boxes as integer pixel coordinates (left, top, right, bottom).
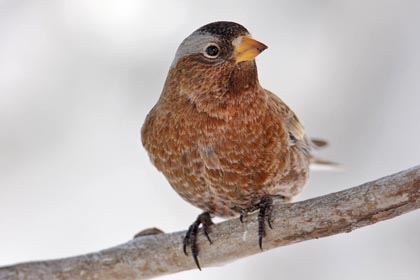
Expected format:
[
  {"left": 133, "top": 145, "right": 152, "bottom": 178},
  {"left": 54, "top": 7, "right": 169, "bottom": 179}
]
[{"left": 142, "top": 21, "right": 326, "bottom": 269}]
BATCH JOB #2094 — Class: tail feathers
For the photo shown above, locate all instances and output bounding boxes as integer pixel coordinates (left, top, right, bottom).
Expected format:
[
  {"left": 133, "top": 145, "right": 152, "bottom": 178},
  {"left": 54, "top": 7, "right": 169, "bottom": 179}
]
[
  {"left": 309, "top": 137, "right": 342, "bottom": 171},
  {"left": 310, "top": 138, "right": 329, "bottom": 149},
  {"left": 310, "top": 157, "right": 342, "bottom": 171}
]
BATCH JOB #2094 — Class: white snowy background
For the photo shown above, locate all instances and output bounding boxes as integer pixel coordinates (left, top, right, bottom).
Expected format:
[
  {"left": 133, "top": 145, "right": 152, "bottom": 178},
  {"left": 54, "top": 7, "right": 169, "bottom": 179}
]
[{"left": 1, "top": 0, "right": 420, "bottom": 279}]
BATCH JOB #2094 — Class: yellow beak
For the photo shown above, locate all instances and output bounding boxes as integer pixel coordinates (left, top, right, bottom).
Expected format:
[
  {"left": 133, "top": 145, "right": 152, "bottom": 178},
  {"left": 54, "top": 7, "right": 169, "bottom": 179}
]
[{"left": 233, "top": 36, "right": 268, "bottom": 64}]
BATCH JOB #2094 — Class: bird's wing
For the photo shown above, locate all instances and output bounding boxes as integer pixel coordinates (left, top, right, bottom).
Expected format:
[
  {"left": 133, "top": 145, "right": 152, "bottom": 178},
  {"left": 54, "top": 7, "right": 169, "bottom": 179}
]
[
  {"left": 265, "top": 90, "right": 308, "bottom": 148},
  {"left": 265, "top": 90, "right": 339, "bottom": 171}
]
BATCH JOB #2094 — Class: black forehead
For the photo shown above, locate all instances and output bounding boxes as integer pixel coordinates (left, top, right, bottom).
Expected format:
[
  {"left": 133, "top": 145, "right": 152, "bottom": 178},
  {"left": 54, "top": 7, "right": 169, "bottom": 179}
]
[{"left": 195, "top": 21, "right": 250, "bottom": 41}]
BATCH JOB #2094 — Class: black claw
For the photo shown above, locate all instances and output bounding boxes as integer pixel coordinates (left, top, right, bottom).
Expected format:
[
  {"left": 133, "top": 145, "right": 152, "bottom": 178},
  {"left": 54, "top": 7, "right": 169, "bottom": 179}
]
[
  {"left": 239, "top": 209, "right": 247, "bottom": 223},
  {"left": 193, "top": 253, "right": 201, "bottom": 271},
  {"left": 203, "top": 228, "right": 212, "bottom": 244},
  {"left": 267, "top": 219, "right": 273, "bottom": 230},
  {"left": 183, "top": 212, "right": 213, "bottom": 270},
  {"left": 190, "top": 230, "right": 199, "bottom": 269},
  {"left": 183, "top": 224, "right": 194, "bottom": 256}
]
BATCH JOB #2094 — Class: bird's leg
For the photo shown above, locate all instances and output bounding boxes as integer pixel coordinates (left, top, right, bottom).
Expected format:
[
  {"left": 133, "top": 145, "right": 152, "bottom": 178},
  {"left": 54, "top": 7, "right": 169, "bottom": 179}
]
[
  {"left": 183, "top": 212, "right": 214, "bottom": 270},
  {"left": 257, "top": 195, "right": 274, "bottom": 250}
]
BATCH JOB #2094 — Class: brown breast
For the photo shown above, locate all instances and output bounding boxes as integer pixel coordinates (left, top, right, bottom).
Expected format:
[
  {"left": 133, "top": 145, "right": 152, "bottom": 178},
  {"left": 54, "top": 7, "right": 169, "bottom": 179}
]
[{"left": 142, "top": 82, "right": 310, "bottom": 217}]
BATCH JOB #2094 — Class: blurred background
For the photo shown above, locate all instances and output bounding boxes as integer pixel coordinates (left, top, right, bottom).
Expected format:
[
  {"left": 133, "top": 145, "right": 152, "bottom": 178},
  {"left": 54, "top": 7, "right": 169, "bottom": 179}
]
[{"left": 1, "top": 0, "right": 420, "bottom": 279}]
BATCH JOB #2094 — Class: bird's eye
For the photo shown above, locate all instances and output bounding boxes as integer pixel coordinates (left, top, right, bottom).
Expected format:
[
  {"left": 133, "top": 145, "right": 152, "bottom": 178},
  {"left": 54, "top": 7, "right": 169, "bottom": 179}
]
[{"left": 204, "top": 44, "right": 220, "bottom": 58}]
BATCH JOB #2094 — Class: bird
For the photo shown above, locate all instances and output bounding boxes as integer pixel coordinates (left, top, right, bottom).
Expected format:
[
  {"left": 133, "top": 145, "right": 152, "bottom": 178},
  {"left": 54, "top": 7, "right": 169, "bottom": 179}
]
[{"left": 141, "top": 21, "right": 322, "bottom": 270}]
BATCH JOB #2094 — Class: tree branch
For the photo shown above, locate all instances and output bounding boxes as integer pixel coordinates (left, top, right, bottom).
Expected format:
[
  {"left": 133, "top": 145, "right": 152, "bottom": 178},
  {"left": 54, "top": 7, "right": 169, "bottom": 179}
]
[{"left": 1, "top": 165, "right": 420, "bottom": 280}]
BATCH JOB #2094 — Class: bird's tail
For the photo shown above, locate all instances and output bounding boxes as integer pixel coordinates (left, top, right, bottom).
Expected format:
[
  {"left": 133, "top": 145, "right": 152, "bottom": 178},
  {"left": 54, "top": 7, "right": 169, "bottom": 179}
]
[{"left": 309, "top": 138, "right": 341, "bottom": 171}]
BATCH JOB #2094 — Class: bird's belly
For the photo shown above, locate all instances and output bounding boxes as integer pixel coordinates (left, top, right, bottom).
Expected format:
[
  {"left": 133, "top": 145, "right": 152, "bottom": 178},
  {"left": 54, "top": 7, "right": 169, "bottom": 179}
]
[
  {"left": 164, "top": 140, "right": 309, "bottom": 217},
  {"left": 146, "top": 105, "right": 309, "bottom": 217}
]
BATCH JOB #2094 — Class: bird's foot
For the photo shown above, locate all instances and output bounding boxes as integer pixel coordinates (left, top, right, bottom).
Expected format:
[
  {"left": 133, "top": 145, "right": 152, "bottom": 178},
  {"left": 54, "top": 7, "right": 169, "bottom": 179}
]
[
  {"left": 183, "top": 212, "right": 214, "bottom": 270},
  {"left": 239, "top": 195, "right": 283, "bottom": 250}
]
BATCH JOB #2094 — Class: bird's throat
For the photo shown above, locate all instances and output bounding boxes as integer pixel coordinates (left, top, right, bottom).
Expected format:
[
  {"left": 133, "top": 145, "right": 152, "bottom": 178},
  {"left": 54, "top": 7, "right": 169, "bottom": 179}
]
[{"left": 229, "top": 60, "right": 260, "bottom": 95}]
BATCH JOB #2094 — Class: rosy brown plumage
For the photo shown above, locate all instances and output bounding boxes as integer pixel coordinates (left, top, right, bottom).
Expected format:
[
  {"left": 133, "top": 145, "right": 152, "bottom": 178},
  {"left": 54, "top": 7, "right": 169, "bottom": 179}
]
[{"left": 141, "top": 21, "right": 312, "bottom": 269}]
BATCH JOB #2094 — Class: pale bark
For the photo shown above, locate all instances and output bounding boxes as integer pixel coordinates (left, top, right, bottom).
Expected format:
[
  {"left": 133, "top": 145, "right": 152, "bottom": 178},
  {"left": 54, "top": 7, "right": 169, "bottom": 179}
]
[{"left": 1, "top": 165, "right": 419, "bottom": 280}]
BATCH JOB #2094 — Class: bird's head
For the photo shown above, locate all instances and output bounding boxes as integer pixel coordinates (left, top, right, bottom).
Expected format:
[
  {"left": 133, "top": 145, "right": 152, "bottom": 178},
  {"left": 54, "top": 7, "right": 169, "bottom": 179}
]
[{"left": 168, "top": 21, "right": 267, "bottom": 100}]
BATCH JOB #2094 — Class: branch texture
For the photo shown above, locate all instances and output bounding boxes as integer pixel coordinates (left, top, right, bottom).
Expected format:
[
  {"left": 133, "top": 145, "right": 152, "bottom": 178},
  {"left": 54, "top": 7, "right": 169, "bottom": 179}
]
[{"left": 1, "top": 165, "right": 420, "bottom": 280}]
